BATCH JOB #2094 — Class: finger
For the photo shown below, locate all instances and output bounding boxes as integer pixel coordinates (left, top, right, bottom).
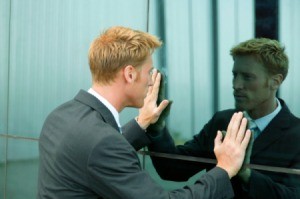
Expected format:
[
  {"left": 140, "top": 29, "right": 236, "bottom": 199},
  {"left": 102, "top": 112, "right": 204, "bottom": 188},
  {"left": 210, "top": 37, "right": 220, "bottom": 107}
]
[
  {"left": 148, "top": 68, "right": 158, "bottom": 88},
  {"left": 151, "top": 72, "right": 161, "bottom": 100},
  {"left": 226, "top": 112, "right": 237, "bottom": 139},
  {"left": 156, "top": 100, "right": 170, "bottom": 114},
  {"left": 228, "top": 112, "right": 243, "bottom": 140},
  {"left": 146, "top": 84, "right": 153, "bottom": 96},
  {"left": 235, "top": 118, "right": 248, "bottom": 143},
  {"left": 151, "top": 69, "right": 158, "bottom": 84},
  {"left": 241, "top": 129, "right": 252, "bottom": 150},
  {"left": 147, "top": 72, "right": 161, "bottom": 101},
  {"left": 214, "top": 131, "right": 223, "bottom": 147}
]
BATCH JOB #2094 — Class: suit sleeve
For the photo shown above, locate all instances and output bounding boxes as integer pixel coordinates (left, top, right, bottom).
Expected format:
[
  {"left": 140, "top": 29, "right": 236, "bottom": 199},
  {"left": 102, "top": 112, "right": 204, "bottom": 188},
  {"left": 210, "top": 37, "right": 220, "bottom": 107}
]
[
  {"left": 244, "top": 140, "right": 300, "bottom": 199},
  {"left": 147, "top": 114, "right": 222, "bottom": 181},
  {"left": 86, "top": 133, "right": 234, "bottom": 199},
  {"left": 122, "top": 119, "right": 151, "bottom": 151},
  {"left": 245, "top": 169, "right": 300, "bottom": 199}
]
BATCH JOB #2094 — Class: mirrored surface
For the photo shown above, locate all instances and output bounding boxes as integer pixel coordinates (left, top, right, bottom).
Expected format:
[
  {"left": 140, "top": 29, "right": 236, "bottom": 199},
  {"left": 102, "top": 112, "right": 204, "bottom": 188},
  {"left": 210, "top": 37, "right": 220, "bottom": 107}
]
[
  {"left": 6, "top": 138, "right": 39, "bottom": 199},
  {"left": 8, "top": 0, "right": 149, "bottom": 138},
  {"left": 1, "top": 0, "right": 300, "bottom": 198},
  {"left": 0, "top": 0, "right": 9, "bottom": 136},
  {"left": 0, "top": 136, "right": 6, "bottom": 199},
  {"left": 143, "top": 154, "right": 206, "bottom": 190}
]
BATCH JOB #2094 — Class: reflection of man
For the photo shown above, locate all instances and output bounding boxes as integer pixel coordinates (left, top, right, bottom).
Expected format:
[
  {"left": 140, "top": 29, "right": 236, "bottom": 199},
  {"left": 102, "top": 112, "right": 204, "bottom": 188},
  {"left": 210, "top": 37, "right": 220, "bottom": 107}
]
[
  {"left": 145, "top": 38, "right": 300, "bottom": 198},
  {"left": 37, "top": 26, "right": 251, "bottom": 199}
]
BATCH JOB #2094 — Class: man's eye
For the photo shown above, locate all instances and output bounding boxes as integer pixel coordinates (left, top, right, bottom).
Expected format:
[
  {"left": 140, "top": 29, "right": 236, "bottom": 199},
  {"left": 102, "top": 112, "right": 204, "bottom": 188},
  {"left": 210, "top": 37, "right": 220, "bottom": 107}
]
[
  {"left": 244, "top": 75, "right": 253, "bottom": 80},
  {"left": 232, "top": 73, "right": 237, "bottom": 79}
]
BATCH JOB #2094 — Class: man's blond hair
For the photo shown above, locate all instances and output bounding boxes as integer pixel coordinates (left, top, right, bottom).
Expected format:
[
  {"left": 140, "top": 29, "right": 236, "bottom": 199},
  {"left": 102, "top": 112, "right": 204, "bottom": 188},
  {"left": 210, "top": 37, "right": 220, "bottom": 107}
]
[
  {"left": 230, "top": 38, "right": 289, "bottom": 80},
  {"left": 89, "top": 26, "right": 162, "bottom": 84}
]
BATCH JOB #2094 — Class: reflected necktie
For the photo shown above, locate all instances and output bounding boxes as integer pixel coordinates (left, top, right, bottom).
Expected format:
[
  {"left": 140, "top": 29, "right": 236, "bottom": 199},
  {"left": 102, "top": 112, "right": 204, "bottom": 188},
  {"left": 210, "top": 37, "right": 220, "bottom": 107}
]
[{"left": 243, "top": 111, "right": 261, "bottom": 139}]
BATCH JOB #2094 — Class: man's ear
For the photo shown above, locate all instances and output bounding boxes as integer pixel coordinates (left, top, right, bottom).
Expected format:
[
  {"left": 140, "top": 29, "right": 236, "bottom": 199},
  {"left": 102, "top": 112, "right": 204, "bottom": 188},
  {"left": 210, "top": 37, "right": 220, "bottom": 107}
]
[
  {"left": 123, "top": 65, "right": 137, "bottom": 83},
  {"left": 270, "top": 74, "right": 283, "bottom": 90}
]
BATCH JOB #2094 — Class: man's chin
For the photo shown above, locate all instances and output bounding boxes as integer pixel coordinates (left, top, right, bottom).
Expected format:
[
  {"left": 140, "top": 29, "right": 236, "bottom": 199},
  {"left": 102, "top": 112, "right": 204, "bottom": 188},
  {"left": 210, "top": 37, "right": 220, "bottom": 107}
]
[
  {"left": 127, "top": 101, "right": 143, "bottom": 109},
  {"left": 135, "top": 101, "right": 144, "bottom": 109},
  {"left": 234, "top": 102, "right": 247, "bottom": 111}
]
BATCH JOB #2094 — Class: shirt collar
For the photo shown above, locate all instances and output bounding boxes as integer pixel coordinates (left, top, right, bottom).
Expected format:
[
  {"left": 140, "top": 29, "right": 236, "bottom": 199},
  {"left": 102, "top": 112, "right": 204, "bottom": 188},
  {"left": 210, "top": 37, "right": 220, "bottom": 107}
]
[
  {"left": 88, "top": 88, "right": 121, "bottom": 128},
  {"left": 254, "top": 98, "right": 282, "bottom": 132}
]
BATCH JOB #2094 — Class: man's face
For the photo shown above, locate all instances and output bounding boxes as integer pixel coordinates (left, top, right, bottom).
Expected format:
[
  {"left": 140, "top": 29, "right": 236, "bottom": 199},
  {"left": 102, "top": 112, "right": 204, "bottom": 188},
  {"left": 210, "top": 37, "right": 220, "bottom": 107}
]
[
  {"left": 232, "top": 55, "right": 274, "bottom": 115},
  {"left": 132, "top": 55, "right": 154, "bottom": 108}
]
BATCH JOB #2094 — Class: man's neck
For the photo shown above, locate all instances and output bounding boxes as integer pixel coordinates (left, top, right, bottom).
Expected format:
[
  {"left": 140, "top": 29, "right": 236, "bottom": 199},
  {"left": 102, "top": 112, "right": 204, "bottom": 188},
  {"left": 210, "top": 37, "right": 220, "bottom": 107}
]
[
  {"left": 92, "top": 83, "right": 124, "bottom": 112},
  {"left": 248, "top": 97, "right": 278, "bottom": 119}
]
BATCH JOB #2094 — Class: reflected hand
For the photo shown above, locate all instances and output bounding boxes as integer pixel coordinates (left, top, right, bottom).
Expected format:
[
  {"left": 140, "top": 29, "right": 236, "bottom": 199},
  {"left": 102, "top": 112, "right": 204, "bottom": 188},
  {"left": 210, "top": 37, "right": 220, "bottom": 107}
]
[
  {"left": 214, "top": 112, "right": 251, "bottom": 178},
  {"left": 237, "top": 128, "right": 254, "bottom": 183},
  {"left": 148, "top": 69, "right": 172, "bottom": 131}
]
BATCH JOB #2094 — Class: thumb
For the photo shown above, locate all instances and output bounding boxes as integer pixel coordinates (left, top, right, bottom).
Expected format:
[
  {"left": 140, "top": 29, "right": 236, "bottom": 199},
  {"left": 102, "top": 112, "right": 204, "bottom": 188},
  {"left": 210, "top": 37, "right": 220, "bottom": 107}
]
[
  {"left": 157, "top": 100, "right": 171, "bottom": 109},
  {"left": 214, "top": 130, "right": 223, "bottom": 147},
  {"left": 157, "top": 100, "right": 171, "bottom": 114}
]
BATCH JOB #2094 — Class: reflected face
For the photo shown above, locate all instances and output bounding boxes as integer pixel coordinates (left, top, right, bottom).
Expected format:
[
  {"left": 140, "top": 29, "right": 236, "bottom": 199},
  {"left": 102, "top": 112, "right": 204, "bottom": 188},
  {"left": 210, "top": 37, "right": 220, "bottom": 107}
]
[
  {"left": 132, "top": 55, "right": 154, "bottom": 108},
  {"left": 232, "top": 55, "right": 274, "bottom": 114}
]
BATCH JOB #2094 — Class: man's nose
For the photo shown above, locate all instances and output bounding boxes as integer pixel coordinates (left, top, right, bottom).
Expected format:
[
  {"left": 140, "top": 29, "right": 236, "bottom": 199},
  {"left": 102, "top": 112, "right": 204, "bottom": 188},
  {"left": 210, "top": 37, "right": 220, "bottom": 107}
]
[{"left": 233, "top": 77, "right": 243, "bottom": 90}]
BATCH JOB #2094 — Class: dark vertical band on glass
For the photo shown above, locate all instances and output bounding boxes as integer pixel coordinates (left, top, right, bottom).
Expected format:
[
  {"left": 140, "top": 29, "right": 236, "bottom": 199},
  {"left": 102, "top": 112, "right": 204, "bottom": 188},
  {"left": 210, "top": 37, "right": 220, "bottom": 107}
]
[
  {"left": 255, "top": 0, "right": 279, "bottom": 39},
  {"left": 255, "top": 0, "right": 279, "bottom": 96},
  {"left": 146, "top": 0, "right": 150, "bottom": 32},
  {"left": 211, "top": 0, "right": 219, "bottom": 112},
  {"left": 153, "top": 0, "right": 168, "bottom": 106},
  {"left": 143, "top": 0, "right": 150, "bottom": 170},
  {"left": 154, "top": 0, "right": 167, "bottom": 84},
  {"left": 4, "top": 0, "right": 13, "bottom": 197},
  {"left": 188, "top": 0, "right": 196, "bottom": 134}
]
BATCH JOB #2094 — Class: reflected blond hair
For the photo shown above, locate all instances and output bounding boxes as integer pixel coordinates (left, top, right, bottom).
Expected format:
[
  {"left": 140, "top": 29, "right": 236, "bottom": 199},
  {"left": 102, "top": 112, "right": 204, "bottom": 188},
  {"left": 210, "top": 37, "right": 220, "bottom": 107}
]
[
  {"left": 89, "top": 26, "right": 162, "bottom": 84},
  {"left": 230, "top": 38, "right": 289, "bottom": 80}
]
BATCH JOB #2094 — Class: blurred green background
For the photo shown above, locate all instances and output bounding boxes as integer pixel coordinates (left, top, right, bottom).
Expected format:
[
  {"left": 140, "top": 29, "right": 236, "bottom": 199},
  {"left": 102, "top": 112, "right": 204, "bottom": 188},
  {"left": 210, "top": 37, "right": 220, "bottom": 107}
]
[{"left": 1, "top": 0, "right": 300, "bottom": 198}]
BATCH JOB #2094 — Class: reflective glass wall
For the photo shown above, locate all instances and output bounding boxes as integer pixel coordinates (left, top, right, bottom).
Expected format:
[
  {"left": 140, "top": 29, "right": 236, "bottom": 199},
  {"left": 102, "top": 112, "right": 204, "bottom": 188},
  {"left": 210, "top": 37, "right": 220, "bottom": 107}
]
[
  {"left": 1, "top": 0, "right": 300, "bottom": 198},
  {"left": 1, "top": 0, "right": 150, "bottom": 198}
]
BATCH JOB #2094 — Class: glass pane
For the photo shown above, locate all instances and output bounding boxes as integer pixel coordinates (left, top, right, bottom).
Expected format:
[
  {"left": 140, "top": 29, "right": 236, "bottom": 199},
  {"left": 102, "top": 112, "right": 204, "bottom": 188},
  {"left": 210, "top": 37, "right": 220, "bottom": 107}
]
[
  {"left": 147, "top": 0, "right": 214, "bottom": 141},
  {"left": 143, "top": 154, "right": 206, "bottom": 190},
  {"left": 6, "top": 138, "right": 39, "bottom": 199},
  {"left": 0, "top": 136, "right": 6, "bottom": 199},
  {"left": 218, "top": 0, "right": 254, "bottom": 110},
  {"left": 144, "top": 1, "right": 300, "bottom": 198},
  {"left": 8, "top": 0, "right": 149, "bottom": 138},
  {"left": 0, "top": 0, "right": 9, "bottom": 135},
  {"left": 0, "top": 0, "right": 10, "bottom": 197},
  {"left": 279, "top": 0, "right": 300, "bottom": 116}
]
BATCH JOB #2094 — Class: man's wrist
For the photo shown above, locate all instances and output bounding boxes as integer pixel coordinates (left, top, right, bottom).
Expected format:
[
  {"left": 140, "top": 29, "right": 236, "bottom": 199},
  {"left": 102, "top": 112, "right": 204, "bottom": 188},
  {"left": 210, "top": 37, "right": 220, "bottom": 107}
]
[{"left": 135, "top": 117, "right": 148, "bottom": 130}]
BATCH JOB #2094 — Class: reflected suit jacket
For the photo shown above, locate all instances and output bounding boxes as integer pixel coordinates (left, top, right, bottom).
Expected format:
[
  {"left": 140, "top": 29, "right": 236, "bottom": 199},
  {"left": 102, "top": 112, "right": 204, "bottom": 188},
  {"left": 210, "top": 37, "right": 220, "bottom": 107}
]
[
  {"left": 37, "top": 90, "right": 235, "bottom": 199},
  {"left": 147, "top": 98, "right": 300, "bottom": 199}
]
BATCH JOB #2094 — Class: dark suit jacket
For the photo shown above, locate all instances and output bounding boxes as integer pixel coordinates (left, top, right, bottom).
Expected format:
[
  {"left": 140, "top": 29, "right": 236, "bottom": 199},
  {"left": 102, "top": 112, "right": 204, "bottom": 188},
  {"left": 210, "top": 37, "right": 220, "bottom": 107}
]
[
  {"left": 37, "top": 90, "right": 235, "bottom": 199},
  {"left": 147, "top": 99, "right": 300, "bottom": 199}
]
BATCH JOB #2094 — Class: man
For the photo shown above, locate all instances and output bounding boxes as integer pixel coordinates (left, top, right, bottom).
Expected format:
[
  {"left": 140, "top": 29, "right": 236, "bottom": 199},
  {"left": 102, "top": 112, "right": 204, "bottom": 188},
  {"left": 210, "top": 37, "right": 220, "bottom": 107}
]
[
  {"left": 144, "top": 38, "right": 300, "bottom": 198},
  {"left": 37, "top": 26, "right": 251, "bottom": 199}
]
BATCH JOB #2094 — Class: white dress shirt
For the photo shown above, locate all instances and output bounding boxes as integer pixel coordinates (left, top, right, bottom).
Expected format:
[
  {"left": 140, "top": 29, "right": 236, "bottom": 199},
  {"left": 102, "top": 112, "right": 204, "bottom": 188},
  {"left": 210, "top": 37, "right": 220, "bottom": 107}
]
[{"left": 88, "top": 88, "right": 122, "bottom": 133}]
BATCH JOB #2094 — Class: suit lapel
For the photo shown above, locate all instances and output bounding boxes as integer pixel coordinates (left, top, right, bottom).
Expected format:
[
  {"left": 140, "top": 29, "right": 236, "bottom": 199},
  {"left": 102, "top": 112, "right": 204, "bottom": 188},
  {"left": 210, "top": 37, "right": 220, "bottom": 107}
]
[
  {"left": 251, "top": 100, "right": 291, "bottom": 157},
  {"left": 74, "top": 90, "right": 120, "bottom": 132}
]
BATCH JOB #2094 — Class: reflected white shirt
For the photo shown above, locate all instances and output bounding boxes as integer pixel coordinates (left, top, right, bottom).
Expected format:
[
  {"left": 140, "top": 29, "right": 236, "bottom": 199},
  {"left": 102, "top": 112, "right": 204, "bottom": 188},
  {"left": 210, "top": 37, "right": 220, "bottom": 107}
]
[{"left": 254, "top": 98, "right": 282, "bottom": 132}]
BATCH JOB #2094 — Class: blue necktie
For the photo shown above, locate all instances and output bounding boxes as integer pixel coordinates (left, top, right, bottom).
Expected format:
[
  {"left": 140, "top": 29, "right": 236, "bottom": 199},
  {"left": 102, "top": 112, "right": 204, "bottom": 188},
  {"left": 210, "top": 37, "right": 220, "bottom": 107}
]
[{"left": 243, "top": 112, "right": 261, "bottom": 139}]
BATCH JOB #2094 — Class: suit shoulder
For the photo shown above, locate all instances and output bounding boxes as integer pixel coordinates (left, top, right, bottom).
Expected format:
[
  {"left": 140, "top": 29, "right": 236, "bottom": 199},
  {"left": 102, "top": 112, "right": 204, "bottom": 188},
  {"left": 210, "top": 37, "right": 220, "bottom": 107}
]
[{"left": 212, "top": 109, "right": 236, "bottom": 120}]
